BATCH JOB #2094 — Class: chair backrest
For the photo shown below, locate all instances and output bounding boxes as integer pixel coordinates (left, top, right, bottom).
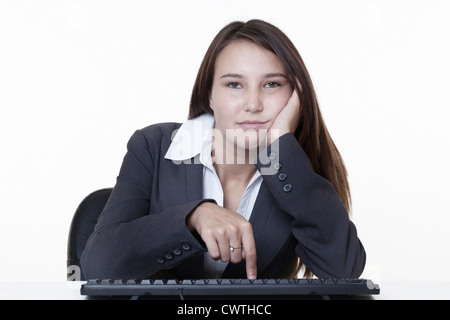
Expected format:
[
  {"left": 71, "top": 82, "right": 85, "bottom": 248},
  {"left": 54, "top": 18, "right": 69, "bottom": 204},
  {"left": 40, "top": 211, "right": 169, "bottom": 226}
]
[{"left": 67, "top": 188, "right": 112, "bottom": 280}]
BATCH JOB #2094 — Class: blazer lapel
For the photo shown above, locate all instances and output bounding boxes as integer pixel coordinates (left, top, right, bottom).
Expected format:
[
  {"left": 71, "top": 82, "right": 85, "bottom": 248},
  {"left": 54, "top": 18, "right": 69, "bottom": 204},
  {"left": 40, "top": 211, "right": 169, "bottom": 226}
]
[
  {"left": 185, "top": 155, "right": 204, "bottom": 202},
  {"left": 182, "top": 158, "right": 204, "bottom": 278}
]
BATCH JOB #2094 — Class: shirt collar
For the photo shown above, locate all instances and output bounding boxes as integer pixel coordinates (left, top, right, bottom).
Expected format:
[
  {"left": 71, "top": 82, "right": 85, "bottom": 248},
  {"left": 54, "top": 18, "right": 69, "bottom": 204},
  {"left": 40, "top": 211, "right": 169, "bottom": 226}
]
[{"left": 164, "top": 113, "right": 215, "bottom": 166}]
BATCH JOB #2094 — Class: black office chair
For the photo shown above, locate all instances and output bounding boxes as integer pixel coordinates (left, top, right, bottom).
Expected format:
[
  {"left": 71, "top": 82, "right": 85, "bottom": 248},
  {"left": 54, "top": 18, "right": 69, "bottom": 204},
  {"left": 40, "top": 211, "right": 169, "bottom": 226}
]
[{"left": 67, "top": 188, "right": 113, "bottom": 280}]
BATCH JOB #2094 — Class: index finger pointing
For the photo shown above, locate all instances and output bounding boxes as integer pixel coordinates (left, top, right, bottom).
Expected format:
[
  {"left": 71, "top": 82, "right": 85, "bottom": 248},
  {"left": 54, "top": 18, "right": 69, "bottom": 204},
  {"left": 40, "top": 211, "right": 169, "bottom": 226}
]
[{"left": 241, "top": 226, "right": 257, "bottom": 280}]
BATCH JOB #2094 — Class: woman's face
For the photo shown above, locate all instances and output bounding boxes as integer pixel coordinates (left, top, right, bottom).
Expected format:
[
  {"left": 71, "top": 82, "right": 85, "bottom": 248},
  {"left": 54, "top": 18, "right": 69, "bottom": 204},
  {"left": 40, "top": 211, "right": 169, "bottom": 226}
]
[{"left": 210, "top": 40, "right": 293, "bottom": 154}]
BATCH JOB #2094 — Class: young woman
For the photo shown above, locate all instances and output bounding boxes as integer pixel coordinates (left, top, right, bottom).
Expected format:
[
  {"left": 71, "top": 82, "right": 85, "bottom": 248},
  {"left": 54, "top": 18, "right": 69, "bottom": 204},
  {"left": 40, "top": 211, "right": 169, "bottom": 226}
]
[{"left": 81, "top": 19, "right": 366, "bottom": 280}]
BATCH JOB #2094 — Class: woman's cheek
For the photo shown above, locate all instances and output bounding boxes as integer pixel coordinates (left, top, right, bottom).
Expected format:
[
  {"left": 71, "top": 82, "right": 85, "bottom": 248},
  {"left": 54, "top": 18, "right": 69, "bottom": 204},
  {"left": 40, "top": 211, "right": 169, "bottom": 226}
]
[
  {"left": 267, "top": 90, "right": 292, "bottom": 113},
  {"left": 264, "top": 98, "right": 285, "bottom": 119}
]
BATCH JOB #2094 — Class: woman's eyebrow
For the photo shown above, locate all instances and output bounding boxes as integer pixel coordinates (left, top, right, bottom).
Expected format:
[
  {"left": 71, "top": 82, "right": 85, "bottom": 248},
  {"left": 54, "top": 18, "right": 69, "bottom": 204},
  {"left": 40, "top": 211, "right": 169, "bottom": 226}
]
[
  {"left": 264, "top": 73, "right": 288, "bottom": 79},
  {"left": 220, "top": 73, "right": 243, "bottom": 79},
  {"left": 219, "top": 73, "right": 288, "bottom": 79}
]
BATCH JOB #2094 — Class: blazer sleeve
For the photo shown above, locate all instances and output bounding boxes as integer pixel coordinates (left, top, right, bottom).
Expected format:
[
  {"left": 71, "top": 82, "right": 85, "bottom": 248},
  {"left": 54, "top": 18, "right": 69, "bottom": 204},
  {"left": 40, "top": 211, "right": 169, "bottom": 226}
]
[
  {"left": 256, "top": 133, "right": 366, "bottom": 279},
  {"left": 80, "top": 129, "right": 208, "bottom": 280}
]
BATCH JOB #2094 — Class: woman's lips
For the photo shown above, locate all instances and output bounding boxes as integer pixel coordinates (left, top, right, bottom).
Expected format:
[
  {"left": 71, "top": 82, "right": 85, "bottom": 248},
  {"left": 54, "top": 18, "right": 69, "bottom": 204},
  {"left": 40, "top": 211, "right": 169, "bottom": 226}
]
[{"left": 237, "top": 121, "right": 269, "bottom": 130}]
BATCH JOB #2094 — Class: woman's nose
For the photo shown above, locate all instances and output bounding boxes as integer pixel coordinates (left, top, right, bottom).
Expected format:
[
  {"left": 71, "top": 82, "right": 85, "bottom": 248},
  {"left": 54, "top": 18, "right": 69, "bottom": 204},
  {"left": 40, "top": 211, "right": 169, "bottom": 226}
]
[{"left": 243, "top": 89, "right": 263, "bottom": 112}]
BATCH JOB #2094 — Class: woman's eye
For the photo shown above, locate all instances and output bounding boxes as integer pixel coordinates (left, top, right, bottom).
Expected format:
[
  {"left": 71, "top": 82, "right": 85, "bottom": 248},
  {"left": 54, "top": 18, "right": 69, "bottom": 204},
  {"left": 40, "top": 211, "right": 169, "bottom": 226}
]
[
  {"left": 227, "top": 82, "right": 242, "bottom": 89},
  {"left": 265, "top": 82, "right": 280, "bottom": 88}
]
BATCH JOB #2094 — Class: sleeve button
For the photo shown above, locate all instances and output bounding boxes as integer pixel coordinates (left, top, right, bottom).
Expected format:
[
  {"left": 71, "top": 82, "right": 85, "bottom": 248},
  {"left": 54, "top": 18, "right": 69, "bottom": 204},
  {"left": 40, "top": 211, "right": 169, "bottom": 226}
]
[
  {"left": 173, "top": 248, "right": 182, "bottom": 256},
  {"left": 283, "top": 183, "right": 293, "bottom": 192},
  {"left": 182, "top": 242, "right": 191, "bottom": 251},
  {"left": 278, "top": 172, "right": 287, "bottom": 181},
  {"left": 273, "top": 162, "right": 282, "bottom": 171},
  {"left": 156, "top": 256, "right": 165, "bottom": 264},
  {"left": 164, "top": 252, "right": 173, "bottom": 260}
]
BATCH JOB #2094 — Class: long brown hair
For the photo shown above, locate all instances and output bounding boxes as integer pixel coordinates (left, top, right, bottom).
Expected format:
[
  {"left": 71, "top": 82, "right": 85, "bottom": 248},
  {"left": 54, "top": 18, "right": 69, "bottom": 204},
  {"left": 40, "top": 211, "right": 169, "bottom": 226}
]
[{"left": 189, "top": 20, "right": 351, "bottom": 278}]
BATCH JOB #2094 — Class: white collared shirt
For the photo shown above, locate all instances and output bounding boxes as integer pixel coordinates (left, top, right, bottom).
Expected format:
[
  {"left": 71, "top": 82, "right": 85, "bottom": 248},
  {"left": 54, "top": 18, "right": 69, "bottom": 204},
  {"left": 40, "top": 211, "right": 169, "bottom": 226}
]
[{"left": 164, "top": 113, "right": 263, "bottom": 278}]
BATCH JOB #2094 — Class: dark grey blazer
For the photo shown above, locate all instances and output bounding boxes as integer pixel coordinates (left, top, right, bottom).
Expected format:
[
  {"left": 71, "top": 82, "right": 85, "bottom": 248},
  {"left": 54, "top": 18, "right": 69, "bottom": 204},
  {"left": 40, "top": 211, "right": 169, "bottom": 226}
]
[{"left": 80, "top": 122, "right": 366, "bottom": 280}]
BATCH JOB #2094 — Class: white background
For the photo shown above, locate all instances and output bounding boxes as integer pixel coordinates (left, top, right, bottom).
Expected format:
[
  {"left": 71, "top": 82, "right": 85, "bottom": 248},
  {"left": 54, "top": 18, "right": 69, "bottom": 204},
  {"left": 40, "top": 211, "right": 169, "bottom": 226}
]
[{"left": 0, "top": 0, "right": 449, "bottom": 284}]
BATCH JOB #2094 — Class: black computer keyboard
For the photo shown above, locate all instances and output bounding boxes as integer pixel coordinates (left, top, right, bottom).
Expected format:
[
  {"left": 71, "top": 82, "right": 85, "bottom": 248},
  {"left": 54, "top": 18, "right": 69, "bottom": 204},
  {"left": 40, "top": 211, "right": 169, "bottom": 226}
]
[{"left": 80, "top": 278, "right": 380, "bottom": 299}]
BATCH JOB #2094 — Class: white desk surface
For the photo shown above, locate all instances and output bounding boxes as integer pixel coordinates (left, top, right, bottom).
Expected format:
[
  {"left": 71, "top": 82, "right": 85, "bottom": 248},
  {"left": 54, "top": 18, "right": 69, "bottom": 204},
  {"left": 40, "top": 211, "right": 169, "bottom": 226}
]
[{"left": 1, "top": 281, "right": 449, "bottom": 300}]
